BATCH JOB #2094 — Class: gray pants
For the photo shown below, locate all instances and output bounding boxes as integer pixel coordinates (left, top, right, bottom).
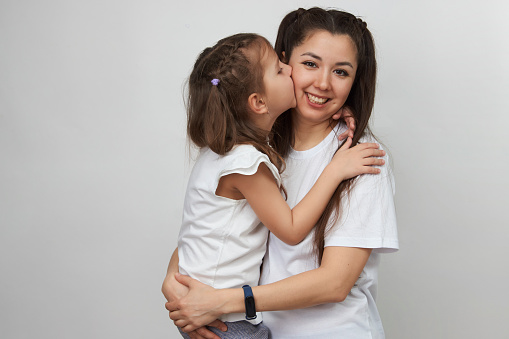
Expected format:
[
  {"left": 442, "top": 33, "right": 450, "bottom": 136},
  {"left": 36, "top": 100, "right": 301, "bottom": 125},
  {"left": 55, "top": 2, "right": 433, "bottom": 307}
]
[{"left": 179, "top": 320, "right": 270, "bottom": 339}]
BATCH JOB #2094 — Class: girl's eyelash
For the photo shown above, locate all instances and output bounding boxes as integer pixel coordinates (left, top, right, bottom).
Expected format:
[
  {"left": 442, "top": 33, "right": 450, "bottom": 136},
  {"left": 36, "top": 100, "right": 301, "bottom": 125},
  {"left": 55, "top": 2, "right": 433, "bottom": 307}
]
[{"left": 278, "top": 68, "right": 283, "bottom": 74}]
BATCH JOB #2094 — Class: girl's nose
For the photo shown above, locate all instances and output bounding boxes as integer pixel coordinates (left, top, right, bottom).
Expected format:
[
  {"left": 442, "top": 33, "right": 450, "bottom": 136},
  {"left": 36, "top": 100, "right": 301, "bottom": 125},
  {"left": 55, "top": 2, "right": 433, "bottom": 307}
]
[{"left": 285, "top": 63, "right": 292, "bottom": 76}]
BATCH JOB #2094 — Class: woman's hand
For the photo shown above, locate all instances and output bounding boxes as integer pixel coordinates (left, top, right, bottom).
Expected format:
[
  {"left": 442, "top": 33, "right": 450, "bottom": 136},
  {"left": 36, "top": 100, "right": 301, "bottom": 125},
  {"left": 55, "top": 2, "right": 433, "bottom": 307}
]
[
  {"left": 162, "top": 271, "right": 189, "bottom": 303},
  {"left": 333, "top": 106, "right": 356, "bottom": 140},
  {"left": 162, "top": 249, "right": 226, "bottom": 339},
  {"left": 163, "top": 274, "right": 226, "bottom": 339},
  {"left": 167, "top": 273, "right": 230, "bottom": 333},
  {"left": 331, "top": 137, "right": 385, "bottom": 181}
]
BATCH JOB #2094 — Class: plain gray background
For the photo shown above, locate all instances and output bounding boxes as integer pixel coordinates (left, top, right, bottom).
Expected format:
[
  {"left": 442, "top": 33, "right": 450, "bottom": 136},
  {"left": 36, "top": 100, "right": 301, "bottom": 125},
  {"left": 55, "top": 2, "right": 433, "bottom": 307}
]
[{"left": 1, "top": 0, "right": 508, "bottom": 338}]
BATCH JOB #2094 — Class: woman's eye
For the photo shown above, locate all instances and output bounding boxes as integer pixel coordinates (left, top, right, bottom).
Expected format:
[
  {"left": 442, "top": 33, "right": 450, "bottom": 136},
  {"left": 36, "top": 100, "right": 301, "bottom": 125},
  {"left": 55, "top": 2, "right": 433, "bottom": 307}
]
[
  {"left": 303, "top": 61, "right": 317, "bottom": 68},
  {"left": 334, "top": 69, "right": 349, "bottom": 76}
]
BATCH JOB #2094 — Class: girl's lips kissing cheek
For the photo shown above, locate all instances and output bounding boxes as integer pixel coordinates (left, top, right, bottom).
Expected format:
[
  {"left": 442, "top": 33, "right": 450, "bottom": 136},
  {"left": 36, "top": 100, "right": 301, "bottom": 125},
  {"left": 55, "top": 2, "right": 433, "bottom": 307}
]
[{"left": 306, "top": 93, "right": 329, "bottom": 106}]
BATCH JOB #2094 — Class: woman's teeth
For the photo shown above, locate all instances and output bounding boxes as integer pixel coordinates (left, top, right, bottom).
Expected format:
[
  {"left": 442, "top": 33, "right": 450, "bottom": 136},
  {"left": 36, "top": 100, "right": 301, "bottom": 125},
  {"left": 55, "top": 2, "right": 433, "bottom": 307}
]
[{"left": 307, "top": 93, "right": 328, "bottom": 104}]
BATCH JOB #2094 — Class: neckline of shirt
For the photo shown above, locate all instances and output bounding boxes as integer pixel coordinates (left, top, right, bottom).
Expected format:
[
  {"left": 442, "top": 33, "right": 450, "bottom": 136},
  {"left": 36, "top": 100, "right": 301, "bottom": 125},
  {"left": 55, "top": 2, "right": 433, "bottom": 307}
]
[{"left": 288, "top": 123, "right": 346, "bottom": 159}]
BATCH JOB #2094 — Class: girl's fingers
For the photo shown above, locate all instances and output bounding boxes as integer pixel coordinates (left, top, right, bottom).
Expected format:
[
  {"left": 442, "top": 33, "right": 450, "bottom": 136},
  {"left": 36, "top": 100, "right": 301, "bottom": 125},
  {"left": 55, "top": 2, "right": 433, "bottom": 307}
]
[
  {"left": 339, "top": 136, "right": 352, "bottom": 150},
  {"left": 337, "top": 130, "right": 350, "bottom": 141},
  {"left": 358, "top": 165, "right": 382, "bottom": 174},
  {"left": 363, "top": 158, "right": 385, "bottom": 166},
  {"left": 362, "top": 149, "right": 385, "bottom": 158},
  {"left": 356, "top": 142, "right": 380, "bottom": 150},
  {"left": 365, "top": 167, "right": 381, "bottom": 174}
]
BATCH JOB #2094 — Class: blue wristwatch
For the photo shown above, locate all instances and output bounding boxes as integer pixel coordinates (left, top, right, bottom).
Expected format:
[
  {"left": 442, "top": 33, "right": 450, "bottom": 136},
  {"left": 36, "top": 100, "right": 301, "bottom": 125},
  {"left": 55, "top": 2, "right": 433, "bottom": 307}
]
[{"left": 242, "top": 285, "right": 257, "bottom": 320}]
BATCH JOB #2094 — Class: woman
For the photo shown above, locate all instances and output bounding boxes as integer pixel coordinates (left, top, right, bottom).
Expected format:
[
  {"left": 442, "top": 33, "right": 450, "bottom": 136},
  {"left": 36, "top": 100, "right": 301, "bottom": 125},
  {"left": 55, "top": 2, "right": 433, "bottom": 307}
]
[{"left": 164, "top": 7, "right": 398, "bottom": 339}]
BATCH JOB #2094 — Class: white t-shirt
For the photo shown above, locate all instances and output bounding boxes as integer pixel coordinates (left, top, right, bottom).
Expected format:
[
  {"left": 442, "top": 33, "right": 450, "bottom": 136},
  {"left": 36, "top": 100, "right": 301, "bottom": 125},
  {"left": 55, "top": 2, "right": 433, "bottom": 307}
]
[
  {"left": 259, "top": 123, "right": 399, "bottom": 338},
  {"left": 178, "top": 144, "right": 281, "bottom": 324}
]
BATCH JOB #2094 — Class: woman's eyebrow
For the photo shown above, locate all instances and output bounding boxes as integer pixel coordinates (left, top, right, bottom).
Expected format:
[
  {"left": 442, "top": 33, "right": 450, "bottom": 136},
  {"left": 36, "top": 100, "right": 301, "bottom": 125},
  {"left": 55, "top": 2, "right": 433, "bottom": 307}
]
[
  {"left": 301, "top": 52, "right": 321, "bottom": 60},
  {"left": 301, "top": 52, "right": 354, "bottom": 69}
]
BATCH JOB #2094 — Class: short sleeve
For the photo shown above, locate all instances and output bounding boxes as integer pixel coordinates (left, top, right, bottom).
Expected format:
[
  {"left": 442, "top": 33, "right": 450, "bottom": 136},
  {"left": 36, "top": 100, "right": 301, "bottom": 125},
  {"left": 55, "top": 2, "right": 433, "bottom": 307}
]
[
  {"left": 324, "top": 154, "right": 399, "bottom": 253},
  {"left": 218, "top": 145, "right": 281, "bottom": 187}
]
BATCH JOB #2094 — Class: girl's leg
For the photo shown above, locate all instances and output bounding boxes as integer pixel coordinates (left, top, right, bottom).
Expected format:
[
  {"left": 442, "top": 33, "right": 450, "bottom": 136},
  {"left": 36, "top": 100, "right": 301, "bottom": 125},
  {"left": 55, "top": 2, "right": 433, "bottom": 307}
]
[
  {"left": 207, "top": 321, "right": 270, "bottom": 339},
  {"left": 177, "top": 327, "right": 192, "bottom": 339}
]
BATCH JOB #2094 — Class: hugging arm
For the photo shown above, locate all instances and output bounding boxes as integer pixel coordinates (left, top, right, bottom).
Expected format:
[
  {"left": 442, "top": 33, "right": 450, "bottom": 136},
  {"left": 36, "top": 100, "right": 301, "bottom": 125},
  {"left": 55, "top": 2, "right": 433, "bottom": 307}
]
[
  {"left": 168, "top": 246, "right": 371, "bottom": 332},
  {"left": 226, "top": 138, "right": 383, "bottom": 246},
  {"left": 162, "top": 248, "right": 226, "bottom": 339}
]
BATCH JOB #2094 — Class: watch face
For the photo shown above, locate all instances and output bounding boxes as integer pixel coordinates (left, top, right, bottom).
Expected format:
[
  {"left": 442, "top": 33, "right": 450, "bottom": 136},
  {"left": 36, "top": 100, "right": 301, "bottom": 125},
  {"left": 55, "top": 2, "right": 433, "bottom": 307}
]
[
  {"left": 243, "top": 285, "right": 257, "bottom": 320},
  {"left": 245, "top": 296, "right": 256, "bottom": 319}
]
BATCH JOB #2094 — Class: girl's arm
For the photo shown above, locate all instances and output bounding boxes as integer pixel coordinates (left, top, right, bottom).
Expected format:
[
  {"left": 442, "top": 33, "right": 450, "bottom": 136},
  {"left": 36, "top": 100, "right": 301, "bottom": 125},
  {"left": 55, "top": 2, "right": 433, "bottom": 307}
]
[
  {"left": 167, "top": 246, "right": 371, "bottom": 332},
  {"left": 223, "top": 138, "right": 384, "bottom": 245}
]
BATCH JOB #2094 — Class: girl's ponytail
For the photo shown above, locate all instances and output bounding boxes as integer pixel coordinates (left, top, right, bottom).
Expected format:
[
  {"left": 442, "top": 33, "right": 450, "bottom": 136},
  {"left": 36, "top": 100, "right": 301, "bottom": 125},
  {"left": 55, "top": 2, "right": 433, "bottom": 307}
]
[{"left": 201, "top": 78, "right": 236, "bottom": 154}]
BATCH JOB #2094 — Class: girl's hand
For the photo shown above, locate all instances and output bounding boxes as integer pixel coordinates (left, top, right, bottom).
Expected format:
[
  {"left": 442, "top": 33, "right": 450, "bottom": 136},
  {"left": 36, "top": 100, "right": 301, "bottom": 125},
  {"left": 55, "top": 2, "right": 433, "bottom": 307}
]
[
  {"left": 332, "top": 106, "right": 356, "bottom": 141},
  {"left": 331, "top": 137, "right": 385, "bottom": 181},
  {"left": 167, "top": 273, "right": 228, "bottom": 333}
]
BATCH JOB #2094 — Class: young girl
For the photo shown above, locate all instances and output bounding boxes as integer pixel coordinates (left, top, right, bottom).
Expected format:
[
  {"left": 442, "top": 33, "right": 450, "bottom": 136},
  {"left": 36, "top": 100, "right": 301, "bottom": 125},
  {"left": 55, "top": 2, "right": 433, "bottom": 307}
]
[{"left": 165, "top": 32, "right": 385, "bottom": 338}]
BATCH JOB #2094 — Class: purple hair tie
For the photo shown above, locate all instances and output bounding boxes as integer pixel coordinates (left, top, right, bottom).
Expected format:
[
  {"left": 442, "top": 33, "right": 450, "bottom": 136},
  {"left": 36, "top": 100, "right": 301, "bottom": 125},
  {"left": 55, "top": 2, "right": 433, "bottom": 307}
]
[{"left": 211, "top": 78, "right": 220, "bottom": 86}]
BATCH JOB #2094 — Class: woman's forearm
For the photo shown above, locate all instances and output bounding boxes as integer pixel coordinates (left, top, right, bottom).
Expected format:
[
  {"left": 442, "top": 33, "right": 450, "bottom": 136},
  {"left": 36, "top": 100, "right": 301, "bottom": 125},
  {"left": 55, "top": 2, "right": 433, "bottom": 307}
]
[
  {"left": 217, "top": 247, "right": 372, "bottom": 314},
  {"left": 212, "top": 267, "right": 343, "bottom": 316},
  {"left": 254, "top": 266, "right": 343, "bottom": 310}
]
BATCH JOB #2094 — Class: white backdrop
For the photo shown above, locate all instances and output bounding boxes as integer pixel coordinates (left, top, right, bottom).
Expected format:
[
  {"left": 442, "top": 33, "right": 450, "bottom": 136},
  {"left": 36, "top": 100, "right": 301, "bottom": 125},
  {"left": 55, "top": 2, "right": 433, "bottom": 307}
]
[{"left": 1, "top": 1, "right": 508, "bottom": 338}]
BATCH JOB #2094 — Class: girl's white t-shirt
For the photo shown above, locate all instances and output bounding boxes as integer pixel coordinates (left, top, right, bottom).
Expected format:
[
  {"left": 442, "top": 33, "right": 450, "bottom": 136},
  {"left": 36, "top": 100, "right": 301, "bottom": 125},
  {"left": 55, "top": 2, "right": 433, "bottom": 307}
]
[
  {"left": 178, "top": 144, "right": 281, "bottom": 324},
  {"left": 259, "top": 124, "right": 399, "bottom": 338}
]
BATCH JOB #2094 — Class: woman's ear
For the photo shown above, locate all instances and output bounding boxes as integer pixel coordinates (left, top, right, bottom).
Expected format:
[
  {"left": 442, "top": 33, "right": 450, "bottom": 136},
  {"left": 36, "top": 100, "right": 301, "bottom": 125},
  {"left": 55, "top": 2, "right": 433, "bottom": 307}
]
[{"left": 247, "top": 92, "right": 269, "bottom": 115}]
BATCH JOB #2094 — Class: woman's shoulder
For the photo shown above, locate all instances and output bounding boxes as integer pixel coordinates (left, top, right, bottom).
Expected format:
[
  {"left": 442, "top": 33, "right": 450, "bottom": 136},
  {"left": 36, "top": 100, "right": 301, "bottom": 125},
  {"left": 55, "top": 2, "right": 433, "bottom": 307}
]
[{"left": 358, "top": 132, "right": 381, "bottom": 146}]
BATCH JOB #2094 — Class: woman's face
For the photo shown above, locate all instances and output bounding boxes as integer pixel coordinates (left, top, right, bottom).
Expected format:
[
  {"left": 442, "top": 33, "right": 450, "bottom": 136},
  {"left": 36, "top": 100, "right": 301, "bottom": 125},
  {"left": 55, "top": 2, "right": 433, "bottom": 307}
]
[{"left": 288, "top": 31, "right": 358, "bottom": 125}]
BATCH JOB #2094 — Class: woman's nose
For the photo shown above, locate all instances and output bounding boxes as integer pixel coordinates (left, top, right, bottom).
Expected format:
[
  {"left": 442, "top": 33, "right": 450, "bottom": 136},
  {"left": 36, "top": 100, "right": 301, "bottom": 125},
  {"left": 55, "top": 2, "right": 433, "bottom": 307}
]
[{"left": 315, "top": 71, "right": 331, "bottom": 91}]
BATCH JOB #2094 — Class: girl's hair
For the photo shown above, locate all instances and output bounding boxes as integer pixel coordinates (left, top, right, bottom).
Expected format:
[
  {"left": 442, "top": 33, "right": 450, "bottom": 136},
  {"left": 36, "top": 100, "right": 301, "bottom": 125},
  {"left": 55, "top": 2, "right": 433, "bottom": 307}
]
[
  {"left": 272, "top": 7, "right": 378, "bottom": 263},
  {"left": 187, "top": 33, "right": 285, "bottom": 174}
]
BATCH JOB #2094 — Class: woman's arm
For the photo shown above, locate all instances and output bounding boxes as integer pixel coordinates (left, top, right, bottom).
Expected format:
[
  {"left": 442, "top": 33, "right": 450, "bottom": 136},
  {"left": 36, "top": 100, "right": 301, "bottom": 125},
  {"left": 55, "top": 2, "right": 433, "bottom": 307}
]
[
  {"left": 223, "top": 139, "right": 384, "bottom": 245},
  {"left": 168, "top": 246, "right": 371, "bottom": 332},
  {"left": 162, "top": 248, "right": 226, "bottom": 339},
  {"left": 255, "top": 246, "right": 371, "bottom": 309},
  {"left": 162, "top": 248, "right": 187, "bottom": 302}
]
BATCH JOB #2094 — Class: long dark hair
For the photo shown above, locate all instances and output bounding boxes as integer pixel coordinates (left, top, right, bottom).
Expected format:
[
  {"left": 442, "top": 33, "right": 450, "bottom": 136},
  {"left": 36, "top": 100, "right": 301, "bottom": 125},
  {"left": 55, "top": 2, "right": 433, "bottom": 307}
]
[
  {"left": 187, "top": 33, "right": 285, "bottom": 174},
  {"left": 272, "top": 8, "right": 378, "bottom": 262}
]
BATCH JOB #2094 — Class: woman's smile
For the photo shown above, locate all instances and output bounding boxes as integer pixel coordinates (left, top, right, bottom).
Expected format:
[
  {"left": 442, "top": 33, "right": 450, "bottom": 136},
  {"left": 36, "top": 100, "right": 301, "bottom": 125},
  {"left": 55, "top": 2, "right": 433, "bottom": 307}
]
[{"left": 306, "top": 92, "right": 329, "bottom": 105}]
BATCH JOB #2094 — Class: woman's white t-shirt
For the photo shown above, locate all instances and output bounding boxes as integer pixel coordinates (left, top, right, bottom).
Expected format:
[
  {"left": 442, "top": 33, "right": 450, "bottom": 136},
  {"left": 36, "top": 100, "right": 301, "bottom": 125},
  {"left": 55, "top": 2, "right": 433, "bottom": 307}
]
[{"left": 259, "top": 124, "right": 399, "bottom": 338}]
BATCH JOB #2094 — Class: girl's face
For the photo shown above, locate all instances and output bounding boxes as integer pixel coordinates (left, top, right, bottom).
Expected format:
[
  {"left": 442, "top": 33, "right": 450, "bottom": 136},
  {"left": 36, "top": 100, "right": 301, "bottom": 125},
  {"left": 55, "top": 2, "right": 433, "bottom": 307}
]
[
  {"left": 288, "top": 31, "right": 358, "bottom": 126},
  {"left": 261, "top": 48, "right": 296, "bottom": 118}
]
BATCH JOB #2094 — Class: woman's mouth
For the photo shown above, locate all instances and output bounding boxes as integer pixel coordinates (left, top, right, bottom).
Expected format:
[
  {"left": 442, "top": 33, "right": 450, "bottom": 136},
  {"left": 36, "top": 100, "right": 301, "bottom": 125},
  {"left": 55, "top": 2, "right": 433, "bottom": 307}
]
[{"left": 306, "top": 93, "right": 329, "bottom": 105}]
